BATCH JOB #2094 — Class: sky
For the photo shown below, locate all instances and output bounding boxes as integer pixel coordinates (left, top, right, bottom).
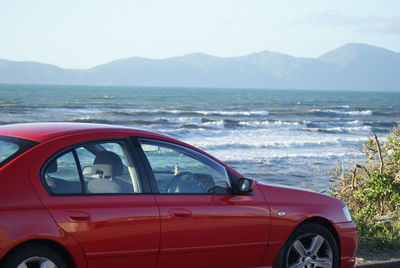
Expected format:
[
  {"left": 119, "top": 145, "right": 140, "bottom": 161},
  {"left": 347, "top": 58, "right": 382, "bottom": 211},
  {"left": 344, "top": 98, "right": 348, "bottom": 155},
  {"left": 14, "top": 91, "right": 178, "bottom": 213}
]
[{"left": 0, "top": 0, "right": 399, "bottom": 69}]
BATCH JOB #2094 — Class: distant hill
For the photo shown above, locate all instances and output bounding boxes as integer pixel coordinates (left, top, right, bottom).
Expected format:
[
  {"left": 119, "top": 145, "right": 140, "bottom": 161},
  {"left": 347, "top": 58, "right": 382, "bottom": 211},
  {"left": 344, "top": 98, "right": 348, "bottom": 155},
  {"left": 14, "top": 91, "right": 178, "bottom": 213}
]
[{"left": 0, "top": 43, "right": 399, "bottom": 90}]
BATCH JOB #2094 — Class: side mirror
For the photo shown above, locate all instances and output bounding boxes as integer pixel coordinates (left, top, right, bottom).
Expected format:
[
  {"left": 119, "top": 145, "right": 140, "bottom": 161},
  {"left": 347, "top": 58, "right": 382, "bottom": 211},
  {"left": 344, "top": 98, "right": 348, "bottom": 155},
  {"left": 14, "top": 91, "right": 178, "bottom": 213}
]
[{"left": 238, "top": 178, "right": 253, "bottom": 194}]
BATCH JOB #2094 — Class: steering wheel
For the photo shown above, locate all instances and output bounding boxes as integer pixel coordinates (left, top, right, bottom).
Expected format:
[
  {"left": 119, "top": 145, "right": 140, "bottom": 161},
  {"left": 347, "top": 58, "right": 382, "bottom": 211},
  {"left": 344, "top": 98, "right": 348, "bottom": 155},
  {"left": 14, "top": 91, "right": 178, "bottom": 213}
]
[{"left": 167, "top": 171, "right": 206, "bottom": 193}]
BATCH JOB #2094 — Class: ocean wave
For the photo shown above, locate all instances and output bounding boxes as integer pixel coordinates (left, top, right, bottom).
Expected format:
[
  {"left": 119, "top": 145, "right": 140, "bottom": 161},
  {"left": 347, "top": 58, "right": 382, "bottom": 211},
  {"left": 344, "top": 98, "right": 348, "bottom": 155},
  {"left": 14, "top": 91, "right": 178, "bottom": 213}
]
[
  {"left": 68, "top": 118, "right": 115, "bottom": 124},
  {"left": 305, "top": 126, "right": 372, "bottom": 134},
  {"left": 168, "top": 118, "right": 374, "bottom": 132},
  {"left": 177, "top": 118, "right": 372, "bottom": 131},
  {"left": 0, "top": 103, "right": 27, "bottom": 108},
  {"left": 172, "top": 119, "right": 304, "bottom": 130},
  {"left": 219, "top": 151, "right": 363, "bottom": 163},
  {"left": 188, "top": 135, "right": 367, "bottom": 150},
  {"left": 89, "top": 95, "right": 115, "bottom": 100},
  {"left": 364, "top": 121, "right": 398, "bottom": 128},
  {"left": 238, "top": 120, "right": 302, "bottom": 127},
  {"left": 169, "top": 117, "right": 202, "bottom": 124},
  {"left": 94, "top": 116, "right": 378, "bottom": 133},
  {"left": 189, "top": 110, "right": 269, "bottom": 116},
  {"left": 199, "top": 140, "right": 341, "bottom": 150},
  {"left": 309, "top": 109, "right": 373, "bottom": 116},
  {"left": 102, "top": 109, "right": 269, "bottom": 117},
  {"left": 68, "top": 117, "right": 170, "bottom": 126},
  {"left": 306, "top": 120, "right": 363, "bottom": 128}
]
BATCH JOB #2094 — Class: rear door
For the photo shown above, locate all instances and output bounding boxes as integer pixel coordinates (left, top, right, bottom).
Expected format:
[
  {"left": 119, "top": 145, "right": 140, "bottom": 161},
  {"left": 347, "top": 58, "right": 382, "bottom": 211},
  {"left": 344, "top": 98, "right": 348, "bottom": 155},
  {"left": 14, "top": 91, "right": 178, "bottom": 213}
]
[
  {"left": 137, "top": 138, "right": 270, "bottom": 268},
  {"left": 32, "top": 139, "right": 160, "bottom": 268}
]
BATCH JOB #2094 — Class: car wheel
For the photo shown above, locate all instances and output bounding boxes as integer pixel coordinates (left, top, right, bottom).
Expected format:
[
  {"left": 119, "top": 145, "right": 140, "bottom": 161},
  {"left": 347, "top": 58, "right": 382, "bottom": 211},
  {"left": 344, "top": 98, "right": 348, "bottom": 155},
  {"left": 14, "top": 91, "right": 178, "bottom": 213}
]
[
  {"left": 274, "top": 223, "right": 339, "bottom": 268},
  {"left": 0, "top": 244, "right": 68, "bottom": 268}
]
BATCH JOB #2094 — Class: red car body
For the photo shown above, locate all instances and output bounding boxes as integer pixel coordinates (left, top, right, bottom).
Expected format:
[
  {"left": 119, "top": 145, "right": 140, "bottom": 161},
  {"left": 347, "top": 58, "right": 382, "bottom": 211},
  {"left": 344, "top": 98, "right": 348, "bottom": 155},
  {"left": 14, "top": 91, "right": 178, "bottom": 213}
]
[{"left": 0, "top": 123, "right": 357, "bottom": 268}]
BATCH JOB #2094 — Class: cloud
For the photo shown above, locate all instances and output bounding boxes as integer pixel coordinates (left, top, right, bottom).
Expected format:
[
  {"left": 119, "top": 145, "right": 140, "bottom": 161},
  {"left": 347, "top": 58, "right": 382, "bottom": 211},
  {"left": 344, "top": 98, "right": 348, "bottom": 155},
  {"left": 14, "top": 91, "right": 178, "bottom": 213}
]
[{"left": 293, "top": 10, "right": 400, "bottom": 34}]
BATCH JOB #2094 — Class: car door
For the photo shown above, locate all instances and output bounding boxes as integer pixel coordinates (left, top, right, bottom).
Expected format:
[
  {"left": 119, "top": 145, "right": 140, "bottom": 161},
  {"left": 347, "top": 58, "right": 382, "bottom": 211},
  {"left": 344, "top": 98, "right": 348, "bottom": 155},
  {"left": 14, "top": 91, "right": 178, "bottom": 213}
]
[
  {"left": 137, "top": 138, "right": 270, "bottom": 268},
  {"left": 33, "top": 139, "right": 160, "bottom": 268}
]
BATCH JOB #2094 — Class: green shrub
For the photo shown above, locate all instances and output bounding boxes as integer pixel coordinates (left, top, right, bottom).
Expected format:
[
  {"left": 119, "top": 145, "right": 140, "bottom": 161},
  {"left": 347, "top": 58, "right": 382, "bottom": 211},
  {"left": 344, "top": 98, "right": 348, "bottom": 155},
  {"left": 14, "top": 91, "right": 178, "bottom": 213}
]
[
  {"left": 354, "top": 215, "right": 400, "bottom": 250},
  {"left": 331, "top": 128, "right": 400, "bottom": 250}
]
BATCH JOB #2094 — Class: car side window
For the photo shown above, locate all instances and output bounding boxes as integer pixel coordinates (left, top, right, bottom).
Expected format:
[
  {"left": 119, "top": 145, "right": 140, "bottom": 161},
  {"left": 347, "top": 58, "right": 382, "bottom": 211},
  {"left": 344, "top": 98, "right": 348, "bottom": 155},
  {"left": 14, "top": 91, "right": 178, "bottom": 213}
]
[
  {"left": 44, "top": 151, "right": 82, "bottom": 194},
  {"left": 0, "top": 140, "right": 19, "bottom": 162},
  {"left": 42, "top": 141, "right": 142, "bottom": 195},
  {"left": 140, "top": 139, "right": 232, "bottom": 194}
]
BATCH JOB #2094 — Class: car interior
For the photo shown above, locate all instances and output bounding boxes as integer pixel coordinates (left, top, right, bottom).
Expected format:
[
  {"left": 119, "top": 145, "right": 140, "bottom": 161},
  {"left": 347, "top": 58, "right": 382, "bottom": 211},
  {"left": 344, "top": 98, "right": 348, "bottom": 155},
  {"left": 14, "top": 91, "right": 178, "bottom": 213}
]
[{"left": 44, "top": 142, "right": 140, "bottom": 195}]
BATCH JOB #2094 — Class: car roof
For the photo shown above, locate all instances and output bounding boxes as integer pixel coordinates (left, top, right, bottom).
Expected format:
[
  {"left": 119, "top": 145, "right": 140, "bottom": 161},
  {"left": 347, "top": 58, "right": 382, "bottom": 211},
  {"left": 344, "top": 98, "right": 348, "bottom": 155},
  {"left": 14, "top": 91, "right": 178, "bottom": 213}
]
[
  {"left": 0, "top": 122, "right": 244, "bottom": 178},
  {"left": 0, "top": 122, "right": 169, "bottom": 143}
]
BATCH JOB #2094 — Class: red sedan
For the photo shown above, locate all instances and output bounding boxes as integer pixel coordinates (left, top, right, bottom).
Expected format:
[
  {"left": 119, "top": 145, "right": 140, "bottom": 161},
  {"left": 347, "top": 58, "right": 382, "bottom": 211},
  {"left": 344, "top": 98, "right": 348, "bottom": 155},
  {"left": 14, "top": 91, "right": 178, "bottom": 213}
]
[{"left": 0, "top": 123, "right": 357, "bottom": 268}]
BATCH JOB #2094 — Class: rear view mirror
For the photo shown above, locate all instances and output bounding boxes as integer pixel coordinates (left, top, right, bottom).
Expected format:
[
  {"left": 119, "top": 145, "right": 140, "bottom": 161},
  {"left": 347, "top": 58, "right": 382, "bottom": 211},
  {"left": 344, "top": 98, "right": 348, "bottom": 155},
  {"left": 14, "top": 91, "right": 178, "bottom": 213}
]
[{"left": 238, "top": 178, "right": 253, "bottom": 194}]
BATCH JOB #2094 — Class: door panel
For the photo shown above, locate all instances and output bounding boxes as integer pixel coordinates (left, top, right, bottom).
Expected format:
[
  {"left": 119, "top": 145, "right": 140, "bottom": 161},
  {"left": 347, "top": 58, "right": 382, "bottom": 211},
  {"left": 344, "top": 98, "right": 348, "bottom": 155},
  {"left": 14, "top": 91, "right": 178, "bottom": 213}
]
[
  {"left": 42, "top": 195, "right": 160, "bottom": 267},
  {"left": 156, "top": 186, "right": 270, "bottom": 268},
  {"left": 138, "top": 139, "right": 270, "bottom": 268}
]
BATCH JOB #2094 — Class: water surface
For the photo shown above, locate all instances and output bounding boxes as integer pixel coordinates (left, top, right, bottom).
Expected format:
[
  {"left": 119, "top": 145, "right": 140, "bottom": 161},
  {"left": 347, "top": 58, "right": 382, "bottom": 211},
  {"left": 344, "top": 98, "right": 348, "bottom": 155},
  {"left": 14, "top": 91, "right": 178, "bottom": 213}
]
[{"left": 1, "top": 84, "right": 399, "bottom": 191}]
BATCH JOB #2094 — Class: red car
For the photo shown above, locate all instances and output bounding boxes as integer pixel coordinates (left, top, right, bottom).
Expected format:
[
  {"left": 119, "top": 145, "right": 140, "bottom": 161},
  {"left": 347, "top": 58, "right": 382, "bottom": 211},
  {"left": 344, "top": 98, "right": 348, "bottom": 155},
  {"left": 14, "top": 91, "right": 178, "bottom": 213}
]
[{"left": 0, "top": 123, "right": 357, "bottom": 268}]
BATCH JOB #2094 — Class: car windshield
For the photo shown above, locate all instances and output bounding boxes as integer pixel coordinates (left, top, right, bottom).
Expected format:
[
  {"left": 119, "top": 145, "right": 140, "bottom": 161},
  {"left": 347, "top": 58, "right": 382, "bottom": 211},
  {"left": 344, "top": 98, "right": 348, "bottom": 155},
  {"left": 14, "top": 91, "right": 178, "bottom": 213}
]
[{"left": 0, "top": 136, "right": 39, "bottom": 167}]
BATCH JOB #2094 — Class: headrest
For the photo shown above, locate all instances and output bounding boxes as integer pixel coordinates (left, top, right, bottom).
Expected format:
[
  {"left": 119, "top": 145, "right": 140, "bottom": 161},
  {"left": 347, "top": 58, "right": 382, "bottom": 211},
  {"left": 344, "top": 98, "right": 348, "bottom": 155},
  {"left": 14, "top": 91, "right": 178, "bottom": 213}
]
[{"left": 92, "top": 151, "right": 123, "bottom": 178}]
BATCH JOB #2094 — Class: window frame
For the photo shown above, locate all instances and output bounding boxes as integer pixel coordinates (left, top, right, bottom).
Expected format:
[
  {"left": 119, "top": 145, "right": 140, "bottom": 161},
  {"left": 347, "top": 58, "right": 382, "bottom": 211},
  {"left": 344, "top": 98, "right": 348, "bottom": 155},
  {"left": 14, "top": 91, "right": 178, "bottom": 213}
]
[
  {"left": 135, "top": 137, "right": 234, "bottom": 195},
  {"left": 0, "top": 135, "right": 39, "bottom": 168},
  {"left": 40, "top": 138, "right": 152, "bottom": 196}
]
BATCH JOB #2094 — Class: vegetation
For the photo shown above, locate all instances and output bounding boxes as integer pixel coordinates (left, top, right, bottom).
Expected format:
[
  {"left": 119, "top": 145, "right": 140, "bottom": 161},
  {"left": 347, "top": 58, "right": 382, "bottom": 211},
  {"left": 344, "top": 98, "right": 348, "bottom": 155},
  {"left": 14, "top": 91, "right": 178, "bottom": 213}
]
[{"left": 331, "top": 128, "right": 400, "bottom": 250}]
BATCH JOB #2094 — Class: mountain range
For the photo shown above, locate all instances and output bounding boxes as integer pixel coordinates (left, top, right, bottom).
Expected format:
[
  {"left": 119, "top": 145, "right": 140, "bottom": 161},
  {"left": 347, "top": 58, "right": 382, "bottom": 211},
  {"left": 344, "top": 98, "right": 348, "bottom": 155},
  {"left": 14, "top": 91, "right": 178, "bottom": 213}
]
[{"left": 0, "top": 43, "right": 399, "bottom": 90}]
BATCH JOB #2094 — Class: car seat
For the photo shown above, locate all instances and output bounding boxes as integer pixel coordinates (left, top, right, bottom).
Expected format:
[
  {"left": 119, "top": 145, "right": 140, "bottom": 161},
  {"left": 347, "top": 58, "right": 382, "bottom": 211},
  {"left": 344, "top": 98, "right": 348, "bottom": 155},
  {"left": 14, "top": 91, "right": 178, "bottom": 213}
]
[{"left": 87, "top": 151, "right": 122, "bottom": 193}]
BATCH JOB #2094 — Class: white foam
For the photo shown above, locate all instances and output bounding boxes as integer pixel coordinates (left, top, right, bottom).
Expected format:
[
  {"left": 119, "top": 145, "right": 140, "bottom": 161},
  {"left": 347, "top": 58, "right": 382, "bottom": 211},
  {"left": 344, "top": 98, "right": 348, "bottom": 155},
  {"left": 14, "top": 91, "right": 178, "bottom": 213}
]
[
  {"left": 207, "top": 146, "right": 363, "bottom": 163},
  {"left": 182, "top": 128, "right": 368, "bottom": 150},
  {"left": 201, "top": 120, "right": 225, "bottom": 126},
  {"left": 108, "top": 108, "right": 269, "bottom": 116},
  {"left": 336, "top": 110, "right": 373, "bottom": 116},
  {"left": 195, "top": 110, "right": 269, "bottom": 116},
  {"left": 238, "top": 120, "right": 302, "bottom": 127},
  {"left": 325, "top": 126, "right": 371, "bottom": 132},
  {"left": 168, "top": 117, "right": 202, "bottom": 124},
  {"left": 306, "top": 126, "right": 372, "bottom": 133},
  {"left": 310, "top": 109, "right": 373, "bottom": 116}
]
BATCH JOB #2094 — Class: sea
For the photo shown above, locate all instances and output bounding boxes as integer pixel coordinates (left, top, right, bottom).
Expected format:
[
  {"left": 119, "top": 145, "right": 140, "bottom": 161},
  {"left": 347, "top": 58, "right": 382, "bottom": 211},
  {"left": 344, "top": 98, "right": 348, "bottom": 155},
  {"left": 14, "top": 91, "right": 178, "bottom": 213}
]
[{"left": 1, "top": 84, "right": 399, "bottom": 192}]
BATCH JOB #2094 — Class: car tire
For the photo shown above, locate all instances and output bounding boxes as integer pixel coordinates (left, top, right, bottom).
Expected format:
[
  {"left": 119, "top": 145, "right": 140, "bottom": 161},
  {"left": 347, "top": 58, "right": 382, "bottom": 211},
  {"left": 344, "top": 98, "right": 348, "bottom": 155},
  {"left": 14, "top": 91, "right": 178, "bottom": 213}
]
[
  {"left": 274, "top": 223, "right": 339, "bottom": 268},
  {"left": 0, "top": 244, "right": 68, "bottom": 268}
]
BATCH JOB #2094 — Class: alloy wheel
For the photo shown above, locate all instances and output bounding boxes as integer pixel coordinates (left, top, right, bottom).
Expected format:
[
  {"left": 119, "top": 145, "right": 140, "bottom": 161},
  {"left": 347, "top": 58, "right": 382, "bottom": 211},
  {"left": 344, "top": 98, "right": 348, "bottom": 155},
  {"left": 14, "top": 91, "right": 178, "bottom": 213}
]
[
  {"left": 286, "top": 233, "right": 333, "bottom": 268},
  {"left": 16, "top": 256, "right": 57, "bottom": 268}
]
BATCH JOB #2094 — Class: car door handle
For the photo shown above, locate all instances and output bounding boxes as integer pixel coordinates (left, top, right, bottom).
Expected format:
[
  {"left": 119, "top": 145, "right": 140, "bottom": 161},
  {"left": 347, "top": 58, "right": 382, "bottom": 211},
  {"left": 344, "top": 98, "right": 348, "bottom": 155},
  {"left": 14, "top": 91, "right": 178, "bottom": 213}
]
[
  {"left": 169, "top": 208, "right": 192, "bottom": 218},
  {"left": 66, "top": 211, "right": 91, "bottom": 222}
]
